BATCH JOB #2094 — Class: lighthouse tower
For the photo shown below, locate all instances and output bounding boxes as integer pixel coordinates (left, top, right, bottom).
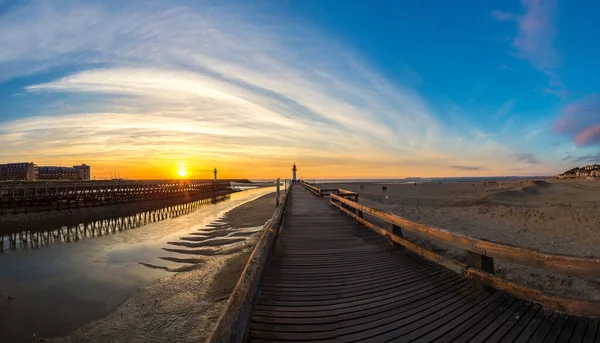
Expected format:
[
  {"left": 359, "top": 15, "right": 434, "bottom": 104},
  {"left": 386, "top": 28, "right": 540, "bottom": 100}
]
[{"left": 292, "top": 163, "right": 297, "bottom": 184}]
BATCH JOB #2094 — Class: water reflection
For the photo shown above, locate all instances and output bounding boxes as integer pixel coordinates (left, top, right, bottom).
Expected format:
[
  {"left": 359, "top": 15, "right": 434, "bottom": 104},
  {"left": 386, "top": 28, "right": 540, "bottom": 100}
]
[
  {"left": 0, "top": 187, "right": 274, "bottom": 343},
  {"left": 0, "top": 195, "right": 230, "bottom": 252}
]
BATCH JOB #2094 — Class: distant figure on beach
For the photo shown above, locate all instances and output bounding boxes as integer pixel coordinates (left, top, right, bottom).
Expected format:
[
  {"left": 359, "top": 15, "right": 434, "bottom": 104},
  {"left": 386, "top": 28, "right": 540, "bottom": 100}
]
[{"left": 382, "top": 186, "right": 387, "bottom": 192}]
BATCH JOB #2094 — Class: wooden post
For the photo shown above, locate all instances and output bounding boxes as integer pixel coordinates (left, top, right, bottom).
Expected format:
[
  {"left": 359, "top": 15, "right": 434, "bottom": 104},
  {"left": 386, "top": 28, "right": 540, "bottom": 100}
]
[
  {"left": 466, "top": 251, "right": 495, "bottom": 291},
  {"left": 355, "top": 208, "right": 364, "bottom": 219},
  {"left": 276, "top": 178, "right": 280, "bottom": 207},
  {"left": 389, "top": 223, "right": 404, "bottom": 248}
]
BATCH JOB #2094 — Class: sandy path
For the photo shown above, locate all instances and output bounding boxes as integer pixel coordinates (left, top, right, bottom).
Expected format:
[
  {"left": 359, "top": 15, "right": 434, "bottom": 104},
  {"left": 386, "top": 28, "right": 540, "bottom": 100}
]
[
  {"left": 46, "top": 193, "right": 275, "bottom": 343},
  {"left": 322, "top": 180, "right": 600, "bottom": 301}
]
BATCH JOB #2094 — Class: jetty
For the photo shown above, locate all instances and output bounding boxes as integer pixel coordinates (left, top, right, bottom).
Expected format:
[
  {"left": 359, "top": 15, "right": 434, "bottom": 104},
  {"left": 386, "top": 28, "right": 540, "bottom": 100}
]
[
  {"left": 209, "top": 182, "right": 600, "bottom": 342},
  {"left": 0, "top": 179, "right": 232, "bottom": 213}
]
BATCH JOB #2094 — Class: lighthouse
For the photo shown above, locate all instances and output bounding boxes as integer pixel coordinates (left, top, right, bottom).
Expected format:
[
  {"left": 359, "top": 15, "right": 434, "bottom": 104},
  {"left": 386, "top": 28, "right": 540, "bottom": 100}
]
[{"left": 292, "top": 163, "right": 297, "bottom": 184}]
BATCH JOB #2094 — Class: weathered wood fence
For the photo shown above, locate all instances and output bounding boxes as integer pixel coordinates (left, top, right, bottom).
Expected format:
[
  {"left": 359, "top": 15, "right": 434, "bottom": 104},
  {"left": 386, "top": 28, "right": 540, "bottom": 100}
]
[
  {"left": 0, "top": 180, "right": 231, "bottom": 213},
  {"left": 311, "top": 186, "right": 600, "bottom": 317}
]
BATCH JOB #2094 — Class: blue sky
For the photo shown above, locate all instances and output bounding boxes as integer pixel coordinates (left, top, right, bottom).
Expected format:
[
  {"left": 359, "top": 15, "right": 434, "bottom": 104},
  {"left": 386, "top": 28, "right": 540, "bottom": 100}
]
[{"left": 0, "top": 0, "right": 599, "bottom": 178}]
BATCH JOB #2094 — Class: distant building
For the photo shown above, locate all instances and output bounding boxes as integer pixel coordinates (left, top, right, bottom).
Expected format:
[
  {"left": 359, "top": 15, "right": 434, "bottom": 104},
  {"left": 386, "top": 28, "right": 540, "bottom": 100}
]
[
  {"left": 558, "top": 164, "right": 600, "bottom": 179},
  {"left": 0, "top": 162, "right": 37, "bottom": 181},
  {"left": 0, "top": 162, "right": 92, "bottom": 181},
  {"left": 74, "top": 164, "right": 91, "bottom": 180}
]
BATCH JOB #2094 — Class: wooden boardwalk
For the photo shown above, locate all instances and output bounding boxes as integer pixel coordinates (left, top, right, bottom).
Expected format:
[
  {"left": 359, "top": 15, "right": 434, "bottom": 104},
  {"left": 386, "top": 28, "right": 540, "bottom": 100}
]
[{"left": 248, "top": 185, "right": 600, "bottom": 342}]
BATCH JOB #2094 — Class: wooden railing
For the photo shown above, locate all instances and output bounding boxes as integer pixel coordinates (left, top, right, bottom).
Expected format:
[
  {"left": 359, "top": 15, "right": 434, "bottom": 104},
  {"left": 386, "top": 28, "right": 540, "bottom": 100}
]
[
  {"left": 206, "top": 187, "right": 291, "bottom": 342},
  {"left": 329, "top": 192, "right": 600, "bottom": 317},
  {"left": 299, "top": 180, "right": 358, "bottom": 200}
]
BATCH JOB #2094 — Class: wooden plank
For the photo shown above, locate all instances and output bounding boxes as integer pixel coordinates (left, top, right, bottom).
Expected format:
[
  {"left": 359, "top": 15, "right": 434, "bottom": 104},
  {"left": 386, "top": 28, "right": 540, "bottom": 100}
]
[
  {"left": 331, "top": 199, "right": 468, "bottom": 275},
  {"left": 467, "top": 268, "right": 600, "bottom": 317},
  {"left": 331, "top": 193, "right": 600, "bottom": 279}
]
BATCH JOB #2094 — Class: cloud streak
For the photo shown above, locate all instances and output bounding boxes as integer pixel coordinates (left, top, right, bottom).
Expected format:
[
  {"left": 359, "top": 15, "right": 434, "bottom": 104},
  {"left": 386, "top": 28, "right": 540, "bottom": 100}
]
[
  {"left": 513, "top": 0, "right": 558, "bottom": 71},
  {"left": 492, "top": 0, "right": 558, "bottom": 71},
  {"left": 450, "top": 165, "right": 486, "bottom": 171},
  {"left": 493, "top": 0, "right": 564, "bottom": 96},
  {"left": 513, "top": 152, "right": 541, "bottom": 164},
  {"left": 553, "top": 94, "right": 600, "bottom": 147},
  {"left": 571, "top": 153, "right": 600, "bottom": 164}
]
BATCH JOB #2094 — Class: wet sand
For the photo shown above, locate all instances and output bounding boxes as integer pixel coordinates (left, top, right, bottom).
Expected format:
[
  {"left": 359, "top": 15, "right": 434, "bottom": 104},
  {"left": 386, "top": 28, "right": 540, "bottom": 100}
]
[
  {"left": 47, "top": 192, "right": 276, "bottom": 343},
  {"left": 322, "top": 179, "right": 600, "bottom": 301}
]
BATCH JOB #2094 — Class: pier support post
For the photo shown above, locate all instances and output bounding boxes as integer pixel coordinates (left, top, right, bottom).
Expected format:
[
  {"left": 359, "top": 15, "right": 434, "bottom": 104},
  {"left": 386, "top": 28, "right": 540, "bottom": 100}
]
[{"left": 466, "top": 251, "right": 495, "bottom": 291}]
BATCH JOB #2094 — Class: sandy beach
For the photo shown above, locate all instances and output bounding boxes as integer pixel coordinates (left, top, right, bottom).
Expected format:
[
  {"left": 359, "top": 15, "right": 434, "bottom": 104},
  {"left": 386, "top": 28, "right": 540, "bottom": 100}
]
[
  {"left": 42, "top": 192, "right": 276, "bottom": 343},
  {"left": 322, "top": 179, "right": 600, "bottom": 301}
]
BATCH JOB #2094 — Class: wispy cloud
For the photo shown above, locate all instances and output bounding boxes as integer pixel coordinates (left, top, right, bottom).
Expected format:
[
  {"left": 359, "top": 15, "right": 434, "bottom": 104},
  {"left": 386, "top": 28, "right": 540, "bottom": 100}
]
[
  {"left": 0, "top": 0, "right": 556, "bottom": 177},
  {"left": 492, "top": 0, "right": 564, "bottom": 96},
  {"left": 513, "top": 152, "right": 541, "bottom": 164},
  {"left": 491, "top": 10, "right": 517, "bottom": 22},
  {"left": 492, "top": 99, "right": 517, "bottom": 120},
  {"left": 513, "top": 0, "right": 559, "bottom": 71},
  {"left": 450, "top": 165, "right": 486, "bottom": 171},
  {"left": 492, "top": 0, "right": 558, "bottom": 71},
  {"left": 553, "top": 94, "right": 600, "bottom": 147},
  {"left": 571, "top": 153, "right": 600, "bottom": 164}
]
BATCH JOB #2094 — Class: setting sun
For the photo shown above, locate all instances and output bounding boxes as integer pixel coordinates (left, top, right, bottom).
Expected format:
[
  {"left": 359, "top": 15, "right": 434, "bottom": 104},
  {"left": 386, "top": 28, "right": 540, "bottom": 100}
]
[{"left": 177, "top": 168, "right": 187, "bottom": 178}]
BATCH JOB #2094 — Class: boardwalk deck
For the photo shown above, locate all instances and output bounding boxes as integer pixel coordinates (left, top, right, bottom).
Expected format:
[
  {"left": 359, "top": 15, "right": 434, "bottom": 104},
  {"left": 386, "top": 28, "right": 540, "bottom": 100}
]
[{"left": 249, "top": 185, "right": 600, "bottom": 342}]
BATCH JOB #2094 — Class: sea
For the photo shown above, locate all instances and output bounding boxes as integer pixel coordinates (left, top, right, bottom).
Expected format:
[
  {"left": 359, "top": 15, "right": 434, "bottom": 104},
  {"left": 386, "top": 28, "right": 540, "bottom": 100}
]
[{"left": 250, "top": 176, "right": 549, "bottom": 185}]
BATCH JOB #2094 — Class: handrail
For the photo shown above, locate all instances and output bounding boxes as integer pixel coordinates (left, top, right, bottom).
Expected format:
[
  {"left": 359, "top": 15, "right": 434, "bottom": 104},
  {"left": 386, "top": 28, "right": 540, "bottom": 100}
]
[
  {"left": 299, "top": 181, "right": 358, "bottom": 200},
  {"left": 299, "top": 180, "right": 322, "bottom": 196},
  {"left": 330, "top": 193, "right": 600, "bottom": 317},
  {"left": 206, "top": 188, "right": 291, "bottom": 342}
]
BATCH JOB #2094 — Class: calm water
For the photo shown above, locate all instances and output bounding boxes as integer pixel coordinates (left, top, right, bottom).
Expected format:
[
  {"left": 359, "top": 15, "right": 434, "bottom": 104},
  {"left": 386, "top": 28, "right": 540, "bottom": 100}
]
[{"left": 0, "top": 187, "right": 275, "bottom": 342}]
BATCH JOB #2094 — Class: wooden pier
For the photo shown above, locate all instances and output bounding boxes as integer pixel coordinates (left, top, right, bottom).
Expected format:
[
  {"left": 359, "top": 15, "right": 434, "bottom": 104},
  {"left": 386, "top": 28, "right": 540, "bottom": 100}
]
[
  {"left": 0, "top": 194, "right": 230, "bottom": 252},
  {"left": 209, "top": 183, "right": 600, "bottom": 342},
  {"left": 0, "top": 179, "right": 231, "bottom": 213}
]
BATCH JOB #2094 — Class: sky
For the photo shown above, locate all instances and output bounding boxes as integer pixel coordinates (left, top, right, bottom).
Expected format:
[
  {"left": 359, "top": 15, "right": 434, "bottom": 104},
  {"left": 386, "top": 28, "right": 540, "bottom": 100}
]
[{"left": 0, "top": 0, "right": 599, "bottom": 179}]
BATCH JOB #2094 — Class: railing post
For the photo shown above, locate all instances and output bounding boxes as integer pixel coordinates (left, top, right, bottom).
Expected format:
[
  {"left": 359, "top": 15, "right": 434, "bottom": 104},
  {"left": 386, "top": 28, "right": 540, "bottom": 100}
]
[
  {"left": 276, "top": 178, "right": 280, "bottom": 208},
  {"left": 388, "top": 223, "right": 404, "bottom": 248},
  {"left": 355, "top": 208, "right": 363, "bottom": 218},
  {"left": 466, "top": 251, "right": 495, "bottom": 291}
]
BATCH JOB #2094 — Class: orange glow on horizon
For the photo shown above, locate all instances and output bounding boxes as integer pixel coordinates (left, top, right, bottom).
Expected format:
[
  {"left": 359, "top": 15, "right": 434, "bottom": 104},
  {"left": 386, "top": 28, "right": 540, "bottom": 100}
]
[{"left": 76, "top": 158, "right": 555, "bottom": 181}]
